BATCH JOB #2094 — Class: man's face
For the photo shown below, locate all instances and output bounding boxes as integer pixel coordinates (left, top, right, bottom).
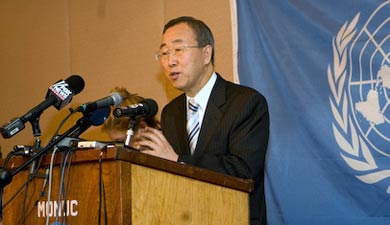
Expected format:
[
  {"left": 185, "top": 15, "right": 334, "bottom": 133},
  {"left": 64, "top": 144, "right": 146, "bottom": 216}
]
[{"left": 158, "top": 23, "right": 211, "bottom": 96}]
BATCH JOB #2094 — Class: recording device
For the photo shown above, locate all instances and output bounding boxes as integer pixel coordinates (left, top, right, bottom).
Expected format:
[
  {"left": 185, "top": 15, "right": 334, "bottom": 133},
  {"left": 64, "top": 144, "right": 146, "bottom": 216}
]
[
  {"left": 0, "top": 75, "right": 85, "bottom": 138},
  {"left": 75, "top": 92, "right": 122, "bottom": 113},
  {"left": 113, "top": 98, "right": 158, "bottom": 118}
]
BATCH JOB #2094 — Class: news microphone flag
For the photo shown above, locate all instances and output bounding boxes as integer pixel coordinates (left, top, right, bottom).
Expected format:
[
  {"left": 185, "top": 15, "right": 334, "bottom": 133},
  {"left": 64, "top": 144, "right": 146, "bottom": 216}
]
[
  {"left": 0, "top": 75, "right": 84, "bottom": 138},
  {"left": 236, "top": 1, "right": 390, "bottom": 225}
]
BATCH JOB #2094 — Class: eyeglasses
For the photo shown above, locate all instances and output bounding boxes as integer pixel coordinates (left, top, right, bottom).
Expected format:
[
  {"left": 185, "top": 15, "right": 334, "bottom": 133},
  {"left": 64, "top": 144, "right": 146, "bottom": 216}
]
[{"left": 155, "top": 44, "right": 203, "bottom": 61}]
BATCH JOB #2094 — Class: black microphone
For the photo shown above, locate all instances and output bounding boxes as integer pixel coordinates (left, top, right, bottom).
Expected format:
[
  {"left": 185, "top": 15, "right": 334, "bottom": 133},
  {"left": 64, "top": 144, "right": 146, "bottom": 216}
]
[
  {"left": 0, "top": 75, "right": 85, "bottom": 138},
  {"left": 76, "top": 92, "right": 123, "bottom": 113},
  {"left": 113, "top": 99, "right": 158, "bottom": 118}
]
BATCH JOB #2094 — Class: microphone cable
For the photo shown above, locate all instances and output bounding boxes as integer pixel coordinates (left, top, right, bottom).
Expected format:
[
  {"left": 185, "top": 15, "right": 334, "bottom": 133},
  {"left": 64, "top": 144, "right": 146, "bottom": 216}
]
[
  {"left": 22, "top": 153, "right": 44, "bottom": 225},
  {"left": 1, "top": 153, "right": 44, "bottom": 225},
  {"left": 55, "top": 146, "right": 74, "bottom": 224},
  {"left": 98, "top": 145, "right": 108, "bottom": 225},
  {"left": 48, "top": 109, "right": 78, "bottom": 144},
  {"left": 62, "top": 150, "right": 74, "bottom": 225},
  {"left": 45, "top": 146, "right": 60, "bottom": 225}
]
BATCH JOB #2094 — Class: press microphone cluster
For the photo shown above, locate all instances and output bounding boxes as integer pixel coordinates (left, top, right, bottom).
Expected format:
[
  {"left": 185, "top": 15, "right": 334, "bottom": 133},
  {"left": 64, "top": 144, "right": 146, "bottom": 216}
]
[
  {"left": 0, "top": 75, "right": 85, "bottom": 138},
  {"left": 113, "top": 99, "right": 158, "bottom": 118}
]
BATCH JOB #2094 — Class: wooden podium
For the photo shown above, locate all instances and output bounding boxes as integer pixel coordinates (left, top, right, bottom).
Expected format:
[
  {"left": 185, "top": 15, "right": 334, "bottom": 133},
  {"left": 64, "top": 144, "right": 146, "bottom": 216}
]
[{"left": 2, "top": 147, "right": 253, "bottom": 225}]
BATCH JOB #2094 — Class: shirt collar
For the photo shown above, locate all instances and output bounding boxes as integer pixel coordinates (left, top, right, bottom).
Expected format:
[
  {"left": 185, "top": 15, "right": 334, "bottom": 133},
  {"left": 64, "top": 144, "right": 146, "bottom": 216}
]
[{"left": 187, "top": 72, "right": 217, "bottom": 110}]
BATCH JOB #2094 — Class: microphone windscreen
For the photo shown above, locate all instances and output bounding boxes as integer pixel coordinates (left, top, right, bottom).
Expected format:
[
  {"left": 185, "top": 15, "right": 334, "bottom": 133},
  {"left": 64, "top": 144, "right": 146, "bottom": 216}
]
[
  {"left": 89, "top": 106, "right": 110, "bottom": 126},
  {"left": 142, "top": 99, "right": 158, "bottom": 117},
  {"left": 65, "top": 75, "right": 85, "bottom": 95}
]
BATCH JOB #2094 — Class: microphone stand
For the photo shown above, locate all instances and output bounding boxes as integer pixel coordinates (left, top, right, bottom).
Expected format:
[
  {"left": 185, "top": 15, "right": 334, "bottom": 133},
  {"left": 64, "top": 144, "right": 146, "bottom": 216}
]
[
  {"left": 124, "top": 116, "right": 136, "bottom": 147},
  {"left": 0, "top": 113, "right": 94, "bottom": 189},
  {"left": 29, "top": 115, "right": 42, "bottom": 178}
]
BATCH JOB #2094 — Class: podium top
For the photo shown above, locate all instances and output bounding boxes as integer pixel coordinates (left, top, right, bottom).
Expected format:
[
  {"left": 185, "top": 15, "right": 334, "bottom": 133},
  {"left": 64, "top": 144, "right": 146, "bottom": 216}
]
[{"left": 4, "top": 146, "right": 254, "bottom": 193}]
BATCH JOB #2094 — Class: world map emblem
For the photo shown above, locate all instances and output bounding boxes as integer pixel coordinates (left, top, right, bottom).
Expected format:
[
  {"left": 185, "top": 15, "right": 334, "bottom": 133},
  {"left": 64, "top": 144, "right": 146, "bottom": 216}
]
[{"left": 328, "top": 1, "right": 390, "bottom": 193}]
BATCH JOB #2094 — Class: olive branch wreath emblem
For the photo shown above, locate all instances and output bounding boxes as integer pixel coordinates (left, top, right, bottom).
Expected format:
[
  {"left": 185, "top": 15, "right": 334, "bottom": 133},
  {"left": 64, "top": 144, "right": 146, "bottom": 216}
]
[{"left": 328, "top": 13, "right": 390, "bottom": 193}]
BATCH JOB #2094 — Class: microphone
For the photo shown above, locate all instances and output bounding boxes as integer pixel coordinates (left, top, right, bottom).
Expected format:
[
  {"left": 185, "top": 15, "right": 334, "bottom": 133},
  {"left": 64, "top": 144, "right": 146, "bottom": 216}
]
[
  {"left": 113, "top": 99, "right": 158, "bottom": 118},
  {"left": 68, "top": 106, "right": 111, "bottom": 138},
  {"left": 0, "top": 75, "right": 85, "bottom": 138},
  {"left": 76, "top": 92, "right": 122, "bottom": 113}
]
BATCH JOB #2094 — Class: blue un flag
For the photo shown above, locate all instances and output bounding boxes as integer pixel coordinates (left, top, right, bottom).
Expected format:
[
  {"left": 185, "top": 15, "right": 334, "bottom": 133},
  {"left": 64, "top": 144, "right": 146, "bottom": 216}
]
[{"left": 236, "top": 1, "right": 390, "bottom": 224}]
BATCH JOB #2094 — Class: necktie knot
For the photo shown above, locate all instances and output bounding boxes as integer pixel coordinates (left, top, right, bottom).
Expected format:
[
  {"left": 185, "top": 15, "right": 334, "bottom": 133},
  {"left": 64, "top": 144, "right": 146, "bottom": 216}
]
[{"left": 188, "top": 98, "right": 199, "bottom": 113}]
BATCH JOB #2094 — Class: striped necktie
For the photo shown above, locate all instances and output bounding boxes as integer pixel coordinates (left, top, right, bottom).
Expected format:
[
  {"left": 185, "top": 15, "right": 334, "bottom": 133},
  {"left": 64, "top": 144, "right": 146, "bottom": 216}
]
[{"left": 187, "top": 98, "right": 200, "bottom": 155}]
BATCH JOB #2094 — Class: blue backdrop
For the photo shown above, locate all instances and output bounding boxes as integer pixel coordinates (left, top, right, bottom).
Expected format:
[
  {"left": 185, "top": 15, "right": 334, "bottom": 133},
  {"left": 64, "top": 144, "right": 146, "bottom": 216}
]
[{"left": 236, "top": 1, "right": 390, "bottom": 224}]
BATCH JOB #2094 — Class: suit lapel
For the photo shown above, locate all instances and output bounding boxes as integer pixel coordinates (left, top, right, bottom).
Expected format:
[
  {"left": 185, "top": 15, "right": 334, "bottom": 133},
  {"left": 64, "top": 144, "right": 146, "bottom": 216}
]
[
  {"left": 175, "top": 96, "right": 191, "bottom": 154},
  {"left": 165, "top": 95, "right": 190, "bottom": 154},
  {"left": 194, "top": 75, "right": 227, "bottom": 155}
]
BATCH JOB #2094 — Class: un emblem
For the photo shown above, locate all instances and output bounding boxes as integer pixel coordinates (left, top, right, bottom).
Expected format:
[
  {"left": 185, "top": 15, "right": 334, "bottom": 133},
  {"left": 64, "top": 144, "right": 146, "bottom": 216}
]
[{"left": 328, "top": 1, "right": 390, "bottom": 193}]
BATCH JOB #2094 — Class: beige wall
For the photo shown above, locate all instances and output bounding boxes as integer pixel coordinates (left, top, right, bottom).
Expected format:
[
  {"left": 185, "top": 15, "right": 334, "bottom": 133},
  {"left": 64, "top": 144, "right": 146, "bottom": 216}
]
[{"left": 0, "top": 0, "right": 234, "bottom": 156}]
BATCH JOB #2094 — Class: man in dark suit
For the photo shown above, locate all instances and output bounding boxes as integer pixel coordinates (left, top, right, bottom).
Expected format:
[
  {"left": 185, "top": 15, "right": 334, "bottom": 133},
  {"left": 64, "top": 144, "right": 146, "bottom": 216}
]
[{"left": 134, "top": 16, "right": 269, "bottom": 225}]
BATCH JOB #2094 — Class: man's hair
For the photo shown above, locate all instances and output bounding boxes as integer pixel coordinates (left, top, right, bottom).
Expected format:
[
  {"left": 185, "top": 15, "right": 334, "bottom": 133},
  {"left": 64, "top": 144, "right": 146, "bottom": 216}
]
[{"left": 163, "top": 16, "right": 215, "bottom": 65}]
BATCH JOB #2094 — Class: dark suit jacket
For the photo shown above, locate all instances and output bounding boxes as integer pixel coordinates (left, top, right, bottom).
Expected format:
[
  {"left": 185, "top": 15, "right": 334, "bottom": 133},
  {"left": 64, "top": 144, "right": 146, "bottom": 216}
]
[{"left": 161, "top": 74, "right": 269, "bottom": 225}]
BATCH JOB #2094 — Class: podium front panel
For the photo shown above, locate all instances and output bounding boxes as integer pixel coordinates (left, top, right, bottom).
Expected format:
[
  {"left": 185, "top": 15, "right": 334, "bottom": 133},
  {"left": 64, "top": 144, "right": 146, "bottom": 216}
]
[{"left": 2, "top": 148, "right": 250, "bottom": 225}]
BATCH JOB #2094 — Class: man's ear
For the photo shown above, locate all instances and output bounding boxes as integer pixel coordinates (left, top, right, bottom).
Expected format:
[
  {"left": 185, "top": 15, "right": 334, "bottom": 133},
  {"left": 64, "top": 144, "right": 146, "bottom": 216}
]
[{"left": 203, "top": 45, "right": 213, "bottom": 65}]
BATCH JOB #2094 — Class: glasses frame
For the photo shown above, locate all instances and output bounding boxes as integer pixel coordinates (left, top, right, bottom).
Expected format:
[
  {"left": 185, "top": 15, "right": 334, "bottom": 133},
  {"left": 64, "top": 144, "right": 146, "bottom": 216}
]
[{"left": 155, "top": 44, "right": 204, "bottom": 61}]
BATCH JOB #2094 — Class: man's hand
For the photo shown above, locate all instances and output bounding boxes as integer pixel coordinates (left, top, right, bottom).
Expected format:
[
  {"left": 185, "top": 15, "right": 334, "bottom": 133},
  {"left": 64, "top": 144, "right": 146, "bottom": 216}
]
[{"left": 133, "top": 126, "right": 179, "bottom": 162}]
